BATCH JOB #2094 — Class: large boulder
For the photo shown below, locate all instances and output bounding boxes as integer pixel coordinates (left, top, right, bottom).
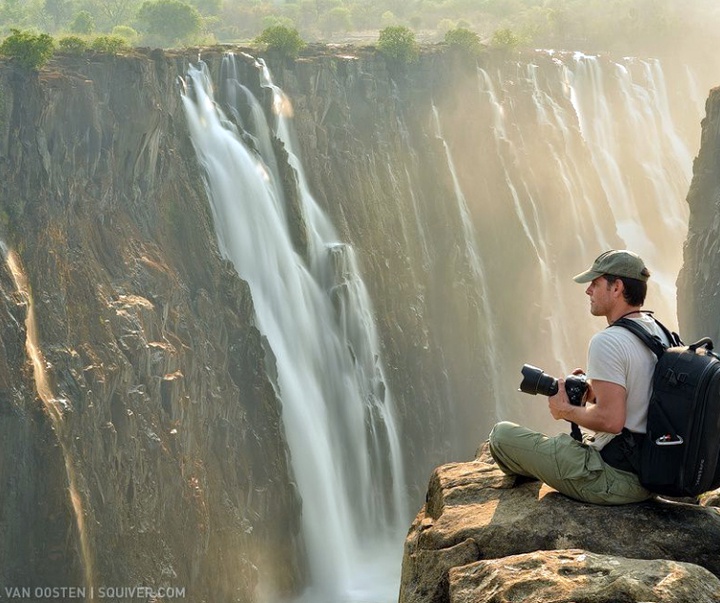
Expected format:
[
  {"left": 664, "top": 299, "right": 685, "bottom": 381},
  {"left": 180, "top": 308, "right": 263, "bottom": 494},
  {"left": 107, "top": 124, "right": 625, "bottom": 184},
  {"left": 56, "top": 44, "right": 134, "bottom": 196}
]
[{"left": 400, "top": 455, "right": 720, "bottom": 603}]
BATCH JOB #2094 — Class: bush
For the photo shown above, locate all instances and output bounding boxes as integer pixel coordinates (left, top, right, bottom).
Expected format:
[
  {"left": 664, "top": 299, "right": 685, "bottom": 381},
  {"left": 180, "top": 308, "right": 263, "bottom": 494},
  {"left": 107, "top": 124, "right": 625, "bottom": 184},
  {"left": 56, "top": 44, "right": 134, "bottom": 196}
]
[
  {"left": 137, "top": 0, "right": 203, "bottom": 46},
  {"left": 377, "top": 26, "right": 419, "bottom": 63},
  {"left": 490, "top": 28, "right": 521, "bottom": 51},
  {"left": 0, "top": 29, "right": 55, "bottom": 70},
  {"left": 90, "top": 35, "right": 129, "bottom": 54},
  {"left": 58, "top": 36, "right": 89, "bottom": 55},
  {"left": 70, "top": 10, "right": 95, "bottom": 35},
  {"left": 444, "top": 27, "right": 483, "bottom": 55},
  {"left": 111, "top": 26, "right": 140, "bottom": 45},
  {"left": 255, "top": 25, "right": 305, "bottom": 59}
]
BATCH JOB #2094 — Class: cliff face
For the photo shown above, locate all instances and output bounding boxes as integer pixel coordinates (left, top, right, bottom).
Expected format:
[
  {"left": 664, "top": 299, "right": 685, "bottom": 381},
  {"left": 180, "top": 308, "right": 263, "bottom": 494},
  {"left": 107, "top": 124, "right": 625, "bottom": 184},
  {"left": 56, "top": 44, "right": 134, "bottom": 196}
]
[
  {"left": 0, "top": 42, "right": 715, "bottom": 602},
  {"left": 0, "top": 52, "right": 304, "bottom": 600},
  {"left": 678, "top": 87, "right": 720, "bottom": 342}
]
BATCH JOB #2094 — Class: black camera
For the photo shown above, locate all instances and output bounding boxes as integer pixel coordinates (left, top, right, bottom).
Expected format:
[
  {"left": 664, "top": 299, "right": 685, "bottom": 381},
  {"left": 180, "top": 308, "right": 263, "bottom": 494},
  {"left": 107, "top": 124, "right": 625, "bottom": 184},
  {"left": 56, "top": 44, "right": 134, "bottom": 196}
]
[{"left": 519, "top": 364, "right": 588, "bottom": 407}]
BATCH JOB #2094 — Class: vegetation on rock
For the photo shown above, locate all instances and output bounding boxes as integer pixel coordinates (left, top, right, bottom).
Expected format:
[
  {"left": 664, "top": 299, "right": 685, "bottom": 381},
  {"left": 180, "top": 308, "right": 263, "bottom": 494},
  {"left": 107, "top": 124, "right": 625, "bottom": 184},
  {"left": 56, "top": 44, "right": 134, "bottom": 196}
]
[
  {"left": 377, "top": 25, "right": 419, "bottom": 63},
  {"left": 0, "top": 0, "right": 717, "bottom": 58},
  {"left": 255, "top": 25, "right": 306, "bottom": 59},
  {"left": 90, "top": 35, "right": 129, "bottom": 54},
  {"left": 490, "top": 27, "right": 523, "bottom": 52},
  {"left": 0, "top": 29, "right": 55, "bottom": 70},
  {"left": 58, "top": 35, "right": 88, "bottom": 55},
  {"left": 444, "top": 27, "right": 483, "bottom": 56}
]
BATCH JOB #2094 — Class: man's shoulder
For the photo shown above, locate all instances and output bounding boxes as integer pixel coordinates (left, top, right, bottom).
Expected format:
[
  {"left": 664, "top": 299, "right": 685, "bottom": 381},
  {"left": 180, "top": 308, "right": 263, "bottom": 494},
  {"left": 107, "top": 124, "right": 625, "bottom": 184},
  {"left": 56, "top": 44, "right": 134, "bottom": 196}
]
[
  {"left": 607, "top": 316, "right": 670, "bottom": 347},
  {"left": 591, "top": 325, "right": 638, "bottom": 345}
]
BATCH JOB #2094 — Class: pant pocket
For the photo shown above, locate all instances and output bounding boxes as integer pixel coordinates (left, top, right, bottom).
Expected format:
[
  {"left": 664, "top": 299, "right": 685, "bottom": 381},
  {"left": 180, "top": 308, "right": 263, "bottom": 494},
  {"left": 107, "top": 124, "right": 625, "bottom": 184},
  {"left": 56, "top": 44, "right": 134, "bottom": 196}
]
[{"left": 553, "top": 434, "right": 603, "bottom": 480}]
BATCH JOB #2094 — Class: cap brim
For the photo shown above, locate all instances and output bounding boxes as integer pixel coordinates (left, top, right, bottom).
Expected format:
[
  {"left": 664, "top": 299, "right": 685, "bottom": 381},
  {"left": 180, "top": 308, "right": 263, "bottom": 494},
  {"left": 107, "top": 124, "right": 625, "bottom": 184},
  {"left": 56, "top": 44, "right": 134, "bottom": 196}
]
[{"left": 573, "top": 269, "right": 603, "bottom": 283}]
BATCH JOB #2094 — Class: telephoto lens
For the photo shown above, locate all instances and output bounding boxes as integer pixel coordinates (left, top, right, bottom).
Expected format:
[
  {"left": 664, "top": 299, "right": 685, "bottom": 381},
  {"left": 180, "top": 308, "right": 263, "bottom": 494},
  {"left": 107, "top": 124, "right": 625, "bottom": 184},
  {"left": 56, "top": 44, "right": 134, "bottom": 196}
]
[
  {"left": 518, "top": 364, "right": 588, "bottom": 406},
  {"left": 519, "top": 364, "right": 558, "bottom": 396}
]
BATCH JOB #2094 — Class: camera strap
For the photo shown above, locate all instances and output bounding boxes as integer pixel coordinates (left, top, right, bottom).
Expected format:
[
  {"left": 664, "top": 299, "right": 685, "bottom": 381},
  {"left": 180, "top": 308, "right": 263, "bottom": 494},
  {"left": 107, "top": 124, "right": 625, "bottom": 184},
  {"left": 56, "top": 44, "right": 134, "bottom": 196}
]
[{"left": 570, "top": 422, "right": 582, "bottom": 442}]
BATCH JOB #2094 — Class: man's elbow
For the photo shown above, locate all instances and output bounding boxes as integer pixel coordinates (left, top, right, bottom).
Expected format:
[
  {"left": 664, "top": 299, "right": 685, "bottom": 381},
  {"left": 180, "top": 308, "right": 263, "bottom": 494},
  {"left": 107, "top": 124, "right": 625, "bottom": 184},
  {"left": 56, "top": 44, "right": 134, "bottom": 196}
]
[{"left": 603, "top": 417, "right": 625, "bottom": 434}]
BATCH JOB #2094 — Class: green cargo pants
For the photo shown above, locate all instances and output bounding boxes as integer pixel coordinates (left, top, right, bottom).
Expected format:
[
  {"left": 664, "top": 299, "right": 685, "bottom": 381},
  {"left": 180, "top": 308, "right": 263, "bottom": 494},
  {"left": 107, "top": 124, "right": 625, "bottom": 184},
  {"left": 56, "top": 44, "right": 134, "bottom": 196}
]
[{"left": 488, "top": 421, "right": 652, "bottom": 505}]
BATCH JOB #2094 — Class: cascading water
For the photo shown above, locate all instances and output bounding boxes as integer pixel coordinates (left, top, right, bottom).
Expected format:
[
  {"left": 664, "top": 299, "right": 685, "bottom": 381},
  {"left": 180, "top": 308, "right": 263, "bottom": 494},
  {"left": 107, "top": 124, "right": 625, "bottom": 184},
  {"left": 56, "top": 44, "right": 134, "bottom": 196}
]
[
  {"left": 564, "top": 53, "right": 693, "bottom": 309},
  {"left": 477, "top": 67, "right": 575, "bottom": 370},
  {"left": 430, "top": 104, "right": 501, "bottom": 415},
  {"left": 471, "top": 53, "right": 696, "bottom": 384},
  {"left": 1, "top": 242, "right": 94, "bottom": 598},
  {"left": 178, "top": 47, "right": 701, "bottom": 599},
  {"left": 181, "top": 58, "right": 407, "bottom": 603}
]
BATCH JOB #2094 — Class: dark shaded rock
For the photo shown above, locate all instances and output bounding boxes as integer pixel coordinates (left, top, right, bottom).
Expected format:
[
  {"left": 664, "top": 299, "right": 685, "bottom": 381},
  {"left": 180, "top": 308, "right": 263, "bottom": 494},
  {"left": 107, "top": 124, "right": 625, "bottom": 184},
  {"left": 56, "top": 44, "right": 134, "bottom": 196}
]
[
  {"left": 678, "top": 86, "right": 720, "bottom": 343},
  {"left": 0, "top": 53, "right": 305, "bottom": 601}
]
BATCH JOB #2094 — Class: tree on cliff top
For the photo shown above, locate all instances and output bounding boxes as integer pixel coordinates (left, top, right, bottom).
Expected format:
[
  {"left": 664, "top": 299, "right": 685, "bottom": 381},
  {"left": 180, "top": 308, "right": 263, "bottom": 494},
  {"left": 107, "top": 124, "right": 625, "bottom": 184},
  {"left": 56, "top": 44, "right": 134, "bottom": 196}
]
[
  {"left": 377, "top": 26, "right": 419, "bottom": 63},
  {"left": 444, "top": 27, "right": 483, "bottom": 56},
  {"left": 255, "top": 25, "right": 306, "bottom": 59},
  {"left": 0, "top": 29, "right": 55, "bottom": 70},
  {"left": 137, "top": 0, "right": 203, "bottom": 47}
]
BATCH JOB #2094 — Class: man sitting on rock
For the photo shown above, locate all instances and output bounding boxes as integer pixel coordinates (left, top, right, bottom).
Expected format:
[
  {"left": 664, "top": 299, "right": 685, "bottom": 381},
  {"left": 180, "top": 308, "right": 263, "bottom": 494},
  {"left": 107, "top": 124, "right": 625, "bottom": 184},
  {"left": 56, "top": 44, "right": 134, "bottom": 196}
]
[{"left": 488, "top": 250, "right": 670, "bottom": 505}]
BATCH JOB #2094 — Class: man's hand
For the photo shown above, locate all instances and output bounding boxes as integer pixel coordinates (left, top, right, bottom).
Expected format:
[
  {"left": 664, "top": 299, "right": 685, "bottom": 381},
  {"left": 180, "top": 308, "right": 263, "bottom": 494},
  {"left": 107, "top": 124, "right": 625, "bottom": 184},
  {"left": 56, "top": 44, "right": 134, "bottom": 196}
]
[
  {"left": 550, "top": 376, "right": 627, "bottom": 433},
  {"left": 569, "top": 367, "right": 595, "bottom": 404},
  {"left": 548, "top": 379, "right": 573, "bottom": 421}
]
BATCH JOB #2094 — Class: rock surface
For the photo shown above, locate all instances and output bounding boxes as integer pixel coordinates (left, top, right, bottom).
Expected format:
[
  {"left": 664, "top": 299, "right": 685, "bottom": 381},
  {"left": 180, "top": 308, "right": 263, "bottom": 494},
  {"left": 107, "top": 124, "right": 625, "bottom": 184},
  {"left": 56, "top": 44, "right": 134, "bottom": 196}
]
[
  {"left": 1, "top": 43, "right": 719, "bottom": 602},
  {"left": 400, "top": 458, "right": 720, "bottom": 603},
  {"left": 679, "top": 86, "right": 720, "bottom": 343},
  {"left": 450, "top": 549, "right": 720, "bottom": 603},
  {"left": 0, "top": 51, "right": 305, "bottom": 600}
]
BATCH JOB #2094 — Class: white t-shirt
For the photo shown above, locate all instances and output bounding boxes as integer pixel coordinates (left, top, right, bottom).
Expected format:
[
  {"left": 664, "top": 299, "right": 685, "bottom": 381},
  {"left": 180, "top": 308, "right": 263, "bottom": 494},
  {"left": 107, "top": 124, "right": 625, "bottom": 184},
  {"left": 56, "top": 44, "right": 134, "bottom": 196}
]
[{"left": 584, "top": 314, "right": 670, "bottom": 448}]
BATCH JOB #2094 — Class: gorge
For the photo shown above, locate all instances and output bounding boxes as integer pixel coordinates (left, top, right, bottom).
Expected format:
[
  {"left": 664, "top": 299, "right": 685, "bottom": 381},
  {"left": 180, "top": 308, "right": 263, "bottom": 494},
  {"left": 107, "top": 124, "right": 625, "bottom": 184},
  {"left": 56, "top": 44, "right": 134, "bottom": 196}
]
[{"left": 0, "top": 43, "right": 718, "bottom": 602}]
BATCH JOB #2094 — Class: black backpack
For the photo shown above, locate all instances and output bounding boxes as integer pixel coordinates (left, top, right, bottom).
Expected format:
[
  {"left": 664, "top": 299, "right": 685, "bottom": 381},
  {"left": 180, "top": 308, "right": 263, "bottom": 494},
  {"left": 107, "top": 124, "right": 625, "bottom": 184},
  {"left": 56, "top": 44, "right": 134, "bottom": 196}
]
[{"left": 614, "top": 316, "right": 720, "bottom": 498}]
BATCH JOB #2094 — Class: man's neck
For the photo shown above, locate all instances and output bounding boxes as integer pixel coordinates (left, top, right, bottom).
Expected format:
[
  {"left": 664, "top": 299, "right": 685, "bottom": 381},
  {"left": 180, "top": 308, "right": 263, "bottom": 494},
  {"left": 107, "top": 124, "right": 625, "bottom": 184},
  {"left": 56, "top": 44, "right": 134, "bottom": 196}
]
[{"left": 607, "top": 306, "right": 643, "bottom": 325}]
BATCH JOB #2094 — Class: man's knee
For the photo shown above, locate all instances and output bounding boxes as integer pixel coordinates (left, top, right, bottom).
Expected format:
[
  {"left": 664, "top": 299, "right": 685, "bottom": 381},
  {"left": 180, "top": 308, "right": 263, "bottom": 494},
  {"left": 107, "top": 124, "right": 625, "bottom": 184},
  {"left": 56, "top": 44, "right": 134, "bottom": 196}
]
[
  {"left": 488, "top": 421, "right": 522, "bottom": 472},
  {"left": 489, "top": 420, "right": 520, "bottom": 450}
]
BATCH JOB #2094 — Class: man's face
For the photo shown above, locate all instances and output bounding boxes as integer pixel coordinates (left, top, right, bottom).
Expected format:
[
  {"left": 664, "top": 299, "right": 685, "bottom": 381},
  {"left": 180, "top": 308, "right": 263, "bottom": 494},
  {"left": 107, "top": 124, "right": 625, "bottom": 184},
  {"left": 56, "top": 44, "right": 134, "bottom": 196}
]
[{"left": 585, "top": 275, "right": 615, "bottom": 317}]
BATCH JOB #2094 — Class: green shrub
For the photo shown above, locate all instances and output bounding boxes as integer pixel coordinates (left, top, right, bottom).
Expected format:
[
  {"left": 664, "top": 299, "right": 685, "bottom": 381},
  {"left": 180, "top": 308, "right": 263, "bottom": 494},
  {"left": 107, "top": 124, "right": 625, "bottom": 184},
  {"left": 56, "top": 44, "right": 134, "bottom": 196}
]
[
  {"left": 490, "top": 28, "right": 521, "bottom": 51},
  {"left": 91, "top": 35, "right": 129, "bottom": 54},
  {"left": 137, "top": 0, "right": 203, "bottom": 47},
  {"left": 0, "top": 29, "right": 55, "bottom": 70},
  {"left": 58, "top": 36, "right": 89, "bottom": 55},
  {"left": 260, "top": 15, "right": 295, "bottom": 31},
  {"left": 255, "top": 25, "right": 305, "bottom": 59},
  {"left": 70, "top": 10, "right": 95, "bottom": 35},
  {"left": 444, "top": 27, "right": 483, "bottom": 55},
  {"left": 377, "top": 26, "right": 419, "bottom": 63},
  {"left": 111, "top": 26, "right": 140, "bottom": 45}
]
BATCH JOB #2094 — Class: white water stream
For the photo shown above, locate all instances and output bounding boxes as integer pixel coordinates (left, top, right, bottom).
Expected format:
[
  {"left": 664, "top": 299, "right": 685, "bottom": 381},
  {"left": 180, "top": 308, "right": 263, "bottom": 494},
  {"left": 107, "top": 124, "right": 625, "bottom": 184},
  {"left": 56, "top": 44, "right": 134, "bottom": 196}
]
[
  {"left": 1, "top": 241, "right": 95, "bottom": 599},
  {"left": 430, "top": 104, "right": 502, "bottom": 416},
  {"left": 180, "top": 49, "right": 699, "bottom": 601},
  {"left": 564, "top": 53, "right": 692, "bottom": 307},
  {"left": 181, "top": 59, "right": 407, "bottom": 603}
]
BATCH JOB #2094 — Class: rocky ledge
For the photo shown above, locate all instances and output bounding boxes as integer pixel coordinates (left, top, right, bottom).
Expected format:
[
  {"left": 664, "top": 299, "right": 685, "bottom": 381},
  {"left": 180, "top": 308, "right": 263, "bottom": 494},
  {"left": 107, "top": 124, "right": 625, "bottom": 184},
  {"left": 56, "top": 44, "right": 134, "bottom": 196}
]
[{"left": 400, "top": 447, "right": 720, "bottom": 603}]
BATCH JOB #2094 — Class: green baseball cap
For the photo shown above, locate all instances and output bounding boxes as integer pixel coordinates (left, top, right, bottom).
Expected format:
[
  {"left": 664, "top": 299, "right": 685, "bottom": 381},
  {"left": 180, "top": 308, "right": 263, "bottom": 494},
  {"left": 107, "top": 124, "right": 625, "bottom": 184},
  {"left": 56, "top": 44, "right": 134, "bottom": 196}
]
[{"left": 573, "top": 250, "right": 650, "bottom": 283}]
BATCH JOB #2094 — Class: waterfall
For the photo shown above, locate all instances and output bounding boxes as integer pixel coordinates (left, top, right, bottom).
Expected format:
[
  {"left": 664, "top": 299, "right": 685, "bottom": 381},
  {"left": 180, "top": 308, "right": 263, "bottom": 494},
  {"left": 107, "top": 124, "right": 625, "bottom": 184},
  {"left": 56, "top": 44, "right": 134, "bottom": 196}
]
[
  {"left": 564, "top": 53, "right": 692, "bottom": 311},
  {"left": 178, "top": 48, "right": 699, "bottom": 599},
  {"left": 1, "top": 242, "right": 95, "bottom": 598},
  {"left": 430, "top": 103, "right": 502, "bottom": 415},
  {"left": 181, "top": 58, "right": 407, "bottom": 603},
  {"left": 476, "top": 67, "right": 575, "bottom": 370},
  {"left": 468, "top": 53, "right": 694, "bottom": 385}
]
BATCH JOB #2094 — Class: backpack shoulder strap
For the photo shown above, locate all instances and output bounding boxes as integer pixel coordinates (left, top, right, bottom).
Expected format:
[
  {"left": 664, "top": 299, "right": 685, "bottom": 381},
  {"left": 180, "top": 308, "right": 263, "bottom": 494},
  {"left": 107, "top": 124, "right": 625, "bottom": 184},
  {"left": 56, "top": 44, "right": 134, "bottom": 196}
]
[
  {"left": 611, "top": 316, "right": 668, "bottom": 359},
  {"left": 646, "top": 314, "right": 683, "bottom": 347}
]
